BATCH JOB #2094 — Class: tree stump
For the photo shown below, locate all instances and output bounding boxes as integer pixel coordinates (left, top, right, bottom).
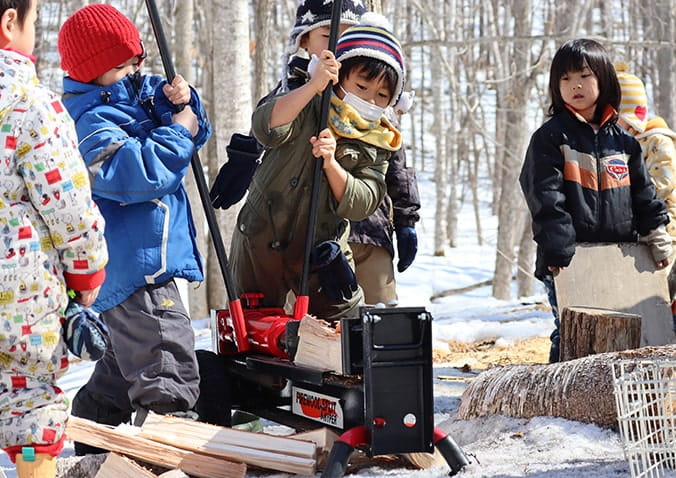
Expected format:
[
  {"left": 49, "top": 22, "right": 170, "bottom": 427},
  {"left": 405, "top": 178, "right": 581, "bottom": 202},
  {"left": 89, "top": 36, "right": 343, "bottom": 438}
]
[
  {"left": 456, "top": 344, "right": 676, "bottom": 427},
  {"left": 560, "top": 306, "right": 641, "bottom": 361}
]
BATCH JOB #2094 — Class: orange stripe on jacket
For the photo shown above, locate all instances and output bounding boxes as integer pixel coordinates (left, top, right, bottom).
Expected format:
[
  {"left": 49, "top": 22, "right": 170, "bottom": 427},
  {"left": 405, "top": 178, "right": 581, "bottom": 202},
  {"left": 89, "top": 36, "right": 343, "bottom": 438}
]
[
  {"left": 562, "top": 145, "right": 630, "bottom": 191},
  {"left": 564, "top": 161, "right": 598, "bottom": 190},
  {"left": 562, "top": 145, "right": 598, "bottom": 190}
]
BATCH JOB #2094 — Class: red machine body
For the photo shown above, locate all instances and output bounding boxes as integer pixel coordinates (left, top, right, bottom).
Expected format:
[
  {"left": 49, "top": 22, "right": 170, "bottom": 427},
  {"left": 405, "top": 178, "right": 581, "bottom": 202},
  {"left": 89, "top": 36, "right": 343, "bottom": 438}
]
[{"left": 215, "top": 292, "right": 301, "bottom": 358}]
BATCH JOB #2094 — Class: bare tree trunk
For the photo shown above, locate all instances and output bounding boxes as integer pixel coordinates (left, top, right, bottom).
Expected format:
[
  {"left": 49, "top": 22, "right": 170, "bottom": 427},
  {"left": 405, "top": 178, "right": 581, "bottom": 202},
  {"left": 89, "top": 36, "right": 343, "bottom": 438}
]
[
  {"left": 489, "top": 0, "right": 504, "bottom": 217},
  {"left": 173, "top": 0, "right": 208, "bottom": 321},
  {"left": 428, "top": 2, "right": 448, "bottom": 256},
  {"left": 470, "top": 138, "right": 483, "bottom": 246},
  {"left": 516, "top": 210, "right": 535, "bottom": 298},
  {"left": 368, "top": 0, "right": 384, "bottom": 13},
  {"left": 492, "top": 0, "right": 533, "bottom": 300},
  {"left": 253, "top": 0, "right": 273, "bottom": 103},
  {"left": 443, "top": 6, "right": 459, "bottom": 249},
  {"left": 654, "top": 0, "right": 674, "bottom": 126},
  {"left": 206, "top": 0, "right": 253, "bottom": 311}
]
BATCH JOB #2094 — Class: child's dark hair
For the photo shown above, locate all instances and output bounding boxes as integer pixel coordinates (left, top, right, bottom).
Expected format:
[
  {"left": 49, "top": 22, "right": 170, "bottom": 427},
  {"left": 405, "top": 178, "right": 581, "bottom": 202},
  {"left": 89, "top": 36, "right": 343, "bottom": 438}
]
[
  {"left": 547, "top": 38, "right": 621, "bottom": 124},
  {"left": 338, "top": 56, "right": 398, "bottom": 100},
  {"left": 0, "top": 0, "right": 31, "bottom": 25}
]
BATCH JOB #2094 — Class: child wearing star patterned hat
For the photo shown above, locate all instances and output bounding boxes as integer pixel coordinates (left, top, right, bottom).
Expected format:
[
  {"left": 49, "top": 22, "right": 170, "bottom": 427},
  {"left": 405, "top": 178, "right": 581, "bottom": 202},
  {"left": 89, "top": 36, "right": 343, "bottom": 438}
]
[{"left": 282, "top": 0, "right": 367, "bottom": 91}]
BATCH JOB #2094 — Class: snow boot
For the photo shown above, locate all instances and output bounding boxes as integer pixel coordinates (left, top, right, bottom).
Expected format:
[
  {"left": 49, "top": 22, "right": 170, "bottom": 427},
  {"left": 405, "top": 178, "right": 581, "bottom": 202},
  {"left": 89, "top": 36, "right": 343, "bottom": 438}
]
[
  {"left": 548, "top": 327, "right": 560, "bottom": 363},
  {"left": 133, "top": 406, "right": 199, "bottom": 427},
  {"left": 193, "top": 349, "right": 232, "bottom": 426},
  {"left": 15, "top": 449, "right": 56, "bottom": 478},
  {"left": 548, "top": 341, "right": 560, "bottom": 363},
  {"left": 71, "top": 387, "right": 132, "bottom": 455},
  {"left": 231, "top": 410, "right": 263, "bottom": 433}
]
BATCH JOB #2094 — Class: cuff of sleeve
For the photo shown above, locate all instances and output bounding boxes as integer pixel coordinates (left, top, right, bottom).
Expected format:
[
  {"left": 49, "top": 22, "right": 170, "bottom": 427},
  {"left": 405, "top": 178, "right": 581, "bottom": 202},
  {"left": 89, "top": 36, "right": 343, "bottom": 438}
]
[
  {"left": 543, "top": 251, "right": 573, "bottom": 269},
  {"left": 64, "top": 268, "right": 106, "bottom": 292},
  {"left": 640, "top": 225, "right": 673, "bottom": 262},
  {"left": 4, "top": 435, "right": 65, "bottom": 463},
  {"left": 394, "top": 218, "right": 418, "bottom": 228},
  {"left": 160, "top": 110, "right": 174, "bottom": 126}
]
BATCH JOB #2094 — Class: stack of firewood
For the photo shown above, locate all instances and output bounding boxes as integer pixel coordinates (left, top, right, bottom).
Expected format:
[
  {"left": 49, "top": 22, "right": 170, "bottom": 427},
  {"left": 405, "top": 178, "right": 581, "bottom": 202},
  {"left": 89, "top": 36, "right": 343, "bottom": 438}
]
[{"left": 66, "top": 412, "right": 338, "bottom": 477}]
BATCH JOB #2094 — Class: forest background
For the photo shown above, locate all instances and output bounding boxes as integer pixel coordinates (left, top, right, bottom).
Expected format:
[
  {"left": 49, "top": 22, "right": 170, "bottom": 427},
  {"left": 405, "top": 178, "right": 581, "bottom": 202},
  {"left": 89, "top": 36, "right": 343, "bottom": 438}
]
[{"left": 34, "top": 0, "right": 676, "bottom": 320}]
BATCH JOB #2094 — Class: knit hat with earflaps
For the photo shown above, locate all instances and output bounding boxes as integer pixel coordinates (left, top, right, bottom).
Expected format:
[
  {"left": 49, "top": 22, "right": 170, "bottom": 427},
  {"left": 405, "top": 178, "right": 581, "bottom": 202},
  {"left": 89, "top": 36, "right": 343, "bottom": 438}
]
[
  {"left": 614, "top": 61, "right": 648, "bottom": 133},
  {"left": 58, "top": 4, "right": 145, "bottom": 83},
  {"left": 335, "top": 12, "right": 406, "bottom": 106},
  {"left": 287, "top": 0, "right": 367, "bottom": 56}
]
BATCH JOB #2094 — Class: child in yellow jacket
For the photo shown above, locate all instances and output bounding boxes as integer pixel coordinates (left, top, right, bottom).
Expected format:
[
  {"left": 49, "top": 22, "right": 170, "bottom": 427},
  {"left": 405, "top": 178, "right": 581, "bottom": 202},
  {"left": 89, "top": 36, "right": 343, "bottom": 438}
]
[{"left": 615, "top": 61, "right": 676, "bottom": 332}]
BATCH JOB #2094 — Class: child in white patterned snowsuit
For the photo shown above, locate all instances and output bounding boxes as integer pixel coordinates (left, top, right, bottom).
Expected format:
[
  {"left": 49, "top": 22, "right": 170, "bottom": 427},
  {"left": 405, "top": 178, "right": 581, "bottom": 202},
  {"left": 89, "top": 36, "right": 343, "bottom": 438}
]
[{"left": 0, "top": 1, "right": 108, "bottom": 476}]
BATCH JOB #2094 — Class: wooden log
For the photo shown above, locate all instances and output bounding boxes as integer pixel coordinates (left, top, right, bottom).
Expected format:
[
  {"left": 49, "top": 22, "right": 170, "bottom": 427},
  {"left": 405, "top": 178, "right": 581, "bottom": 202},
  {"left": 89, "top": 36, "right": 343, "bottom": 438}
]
[
  {"left": 158, "top": 471, "right": 191, "bottom": 478},
  {"left": 138, "top": 412, "right": 316, "bottom": 475},
  {"left": 457, "top": 344, "right": 676, "bottom": 427},
  {"left": 288, "top": 427, "right": 339, "bottom": 468},
  {"left": 560, "top": 306, "right": 641, "bottom": 361},
  {"left": 66, "top": 417, "right": 247, "bottom": 478},
  {"left": 403, "top": 449, "right": 446, "bottom": 469},
  {"left": 554, "top": 242, "right": 675, "bottom": 346},
  {"left": 293, "top": 317, "right": 343, "bottom": 373},
  {"left": 95, "top": 453, "right": 158, "bottom": 478}
]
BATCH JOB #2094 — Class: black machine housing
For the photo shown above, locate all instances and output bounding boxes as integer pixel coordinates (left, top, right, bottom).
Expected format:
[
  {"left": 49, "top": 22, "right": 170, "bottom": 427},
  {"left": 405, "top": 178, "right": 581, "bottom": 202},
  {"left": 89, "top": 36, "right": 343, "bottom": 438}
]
[{"left": 223, "top": 306, "right": 434, "bottom": 456}]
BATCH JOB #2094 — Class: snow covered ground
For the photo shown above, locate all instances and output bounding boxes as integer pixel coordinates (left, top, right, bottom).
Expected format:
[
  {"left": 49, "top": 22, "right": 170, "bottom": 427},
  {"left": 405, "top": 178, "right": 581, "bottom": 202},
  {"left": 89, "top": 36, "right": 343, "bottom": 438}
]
[{"left": 2, "top": 170, "right": 673, "bottom": 477}]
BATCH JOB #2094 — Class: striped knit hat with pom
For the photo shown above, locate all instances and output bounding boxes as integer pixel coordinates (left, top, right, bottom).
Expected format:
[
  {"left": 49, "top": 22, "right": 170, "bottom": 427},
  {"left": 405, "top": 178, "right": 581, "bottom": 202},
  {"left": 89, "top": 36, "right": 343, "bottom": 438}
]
[
  {"left": 335, "top": 13, "right": 405, "bottom": 106},
  {"left": 614, "top": 61, "right": 648, "bottom": 133}
]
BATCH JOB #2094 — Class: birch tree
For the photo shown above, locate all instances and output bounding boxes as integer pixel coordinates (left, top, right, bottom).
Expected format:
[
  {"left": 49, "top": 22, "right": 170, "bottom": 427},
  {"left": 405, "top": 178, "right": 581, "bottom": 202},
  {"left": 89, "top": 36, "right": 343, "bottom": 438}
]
[
  {"left": 491, "top": 0, "right": 540, "bottom": 300},
  {"left": 172, "top": 0, "right": 209, "bottom": 321},
  {"left": 204, "top": 0, "right": 253, "bottom": 312}
]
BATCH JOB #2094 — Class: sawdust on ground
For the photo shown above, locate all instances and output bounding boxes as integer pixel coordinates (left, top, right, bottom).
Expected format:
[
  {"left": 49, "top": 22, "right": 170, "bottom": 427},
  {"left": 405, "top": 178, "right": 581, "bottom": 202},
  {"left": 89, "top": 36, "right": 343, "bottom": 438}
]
[{"left": 433, "top": 335, "right": 551, "bottom": 370}]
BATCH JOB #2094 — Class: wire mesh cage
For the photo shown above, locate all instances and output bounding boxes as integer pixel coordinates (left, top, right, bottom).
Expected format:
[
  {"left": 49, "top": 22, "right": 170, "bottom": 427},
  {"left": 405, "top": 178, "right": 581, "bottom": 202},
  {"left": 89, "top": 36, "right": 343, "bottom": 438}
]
[{"left": 612, "top": 359, "right": 676, "bottom": 478}]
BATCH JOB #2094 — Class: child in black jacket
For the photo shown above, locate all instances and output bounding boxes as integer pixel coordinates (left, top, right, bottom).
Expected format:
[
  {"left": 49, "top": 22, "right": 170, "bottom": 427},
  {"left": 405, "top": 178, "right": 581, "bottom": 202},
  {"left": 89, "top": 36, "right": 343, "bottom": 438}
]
[{"left": 519, "top": 39, "right": 671, "bottom": 362}]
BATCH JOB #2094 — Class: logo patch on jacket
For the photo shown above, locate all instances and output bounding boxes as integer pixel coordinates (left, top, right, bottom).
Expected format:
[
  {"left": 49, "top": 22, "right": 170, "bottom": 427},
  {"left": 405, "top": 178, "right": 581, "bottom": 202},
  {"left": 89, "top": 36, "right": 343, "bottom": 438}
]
[{"left": 605, "top": 157, "right": 628, "bottom": 180}]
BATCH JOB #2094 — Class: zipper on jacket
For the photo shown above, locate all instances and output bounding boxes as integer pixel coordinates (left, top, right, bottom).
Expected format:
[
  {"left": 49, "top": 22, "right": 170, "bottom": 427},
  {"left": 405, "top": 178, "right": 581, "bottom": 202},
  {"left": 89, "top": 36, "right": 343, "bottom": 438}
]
[
  {"left": 139, "top": 95, "right": 158, "bottom": 123},
  {"left": 593, "top": 132, "right": 601, "bottom": 231}
]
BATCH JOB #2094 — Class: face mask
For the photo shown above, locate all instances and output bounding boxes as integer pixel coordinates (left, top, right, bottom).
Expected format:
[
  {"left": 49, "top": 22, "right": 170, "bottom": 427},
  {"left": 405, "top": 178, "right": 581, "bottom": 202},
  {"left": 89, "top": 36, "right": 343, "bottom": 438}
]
[{"left": 339, "top": 86, "right": 385, "bottom": 122}]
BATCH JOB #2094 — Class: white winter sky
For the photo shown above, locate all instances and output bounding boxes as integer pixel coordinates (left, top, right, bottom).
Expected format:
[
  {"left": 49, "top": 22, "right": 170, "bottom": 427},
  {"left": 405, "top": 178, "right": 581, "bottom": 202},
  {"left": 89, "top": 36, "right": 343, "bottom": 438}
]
[{"left": 2, "top": 172, "right": 673, "bottom": 478}]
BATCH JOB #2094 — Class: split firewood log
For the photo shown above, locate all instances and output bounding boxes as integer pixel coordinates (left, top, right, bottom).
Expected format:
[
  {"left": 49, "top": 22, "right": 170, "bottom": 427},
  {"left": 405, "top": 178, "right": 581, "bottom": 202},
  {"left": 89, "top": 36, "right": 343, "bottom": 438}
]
[
  {"left": 457, "top": 344, "right": 676, "bottom": 427},
  {"left": 95, "top": 453, "right": 157, "bottom": 478}
]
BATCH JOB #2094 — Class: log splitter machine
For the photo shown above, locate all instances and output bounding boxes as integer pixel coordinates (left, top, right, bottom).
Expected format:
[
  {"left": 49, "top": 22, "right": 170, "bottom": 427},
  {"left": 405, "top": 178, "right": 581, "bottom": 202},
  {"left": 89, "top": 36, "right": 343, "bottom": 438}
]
[{"left": 145, "top": 0, "right": 469, "bottom": 476}]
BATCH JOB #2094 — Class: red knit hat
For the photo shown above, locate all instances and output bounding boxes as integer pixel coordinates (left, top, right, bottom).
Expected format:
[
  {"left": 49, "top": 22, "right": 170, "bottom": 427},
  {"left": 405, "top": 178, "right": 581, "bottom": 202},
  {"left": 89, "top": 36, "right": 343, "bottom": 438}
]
[{"left": 58, "top": 4, "right": 145, "bottom": 83}]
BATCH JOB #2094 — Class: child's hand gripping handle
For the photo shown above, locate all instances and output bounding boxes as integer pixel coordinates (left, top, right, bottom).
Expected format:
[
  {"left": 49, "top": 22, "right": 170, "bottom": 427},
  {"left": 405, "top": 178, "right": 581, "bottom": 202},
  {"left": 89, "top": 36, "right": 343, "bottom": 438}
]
[{"left": 144, "top": 0, "right": 249, "bottom": 351}]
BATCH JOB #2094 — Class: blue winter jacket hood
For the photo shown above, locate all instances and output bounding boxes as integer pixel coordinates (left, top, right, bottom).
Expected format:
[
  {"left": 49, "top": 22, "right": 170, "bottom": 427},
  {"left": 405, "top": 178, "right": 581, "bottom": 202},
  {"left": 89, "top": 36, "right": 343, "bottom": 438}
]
[{"left": 62, "top": 73, "right": 211, "bottom": 312}]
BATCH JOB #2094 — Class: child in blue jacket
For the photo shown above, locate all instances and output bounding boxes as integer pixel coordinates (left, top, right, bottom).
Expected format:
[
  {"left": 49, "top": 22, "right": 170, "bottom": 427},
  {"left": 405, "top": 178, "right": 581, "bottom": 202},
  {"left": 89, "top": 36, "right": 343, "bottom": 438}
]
[{"left": 57, "top": 4, "right": 211, "bottom": 453}]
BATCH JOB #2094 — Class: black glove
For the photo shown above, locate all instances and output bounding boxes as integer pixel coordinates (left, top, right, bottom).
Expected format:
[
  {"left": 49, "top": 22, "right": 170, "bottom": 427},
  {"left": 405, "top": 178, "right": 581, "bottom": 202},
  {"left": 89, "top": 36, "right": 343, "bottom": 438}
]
[
  {"left": 63, "top": 301, "right": 110, "bottom": 361},
  {"left": 209, "top": 133, "right": 262, "bottom": 209},
  {"left": 395, "top": 226, "right": 418, "bottom": 273},
  {"left": 310, "top": 240, "right": 358, "bottom": 301}
]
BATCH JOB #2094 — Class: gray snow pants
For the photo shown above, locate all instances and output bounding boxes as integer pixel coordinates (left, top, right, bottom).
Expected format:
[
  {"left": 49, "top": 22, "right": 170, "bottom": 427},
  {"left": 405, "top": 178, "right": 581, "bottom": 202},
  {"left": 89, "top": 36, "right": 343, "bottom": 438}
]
[{"left": 80, "top": 280, "right": 200, "bottom": 414}]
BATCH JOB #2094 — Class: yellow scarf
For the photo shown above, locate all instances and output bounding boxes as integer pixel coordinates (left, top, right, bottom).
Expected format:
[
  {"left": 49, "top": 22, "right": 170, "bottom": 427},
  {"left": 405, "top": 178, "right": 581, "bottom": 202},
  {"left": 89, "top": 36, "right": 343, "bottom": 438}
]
[{"left": 328, "top": 95, "right": 402, "bottom": 151}]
